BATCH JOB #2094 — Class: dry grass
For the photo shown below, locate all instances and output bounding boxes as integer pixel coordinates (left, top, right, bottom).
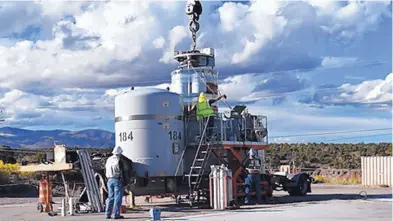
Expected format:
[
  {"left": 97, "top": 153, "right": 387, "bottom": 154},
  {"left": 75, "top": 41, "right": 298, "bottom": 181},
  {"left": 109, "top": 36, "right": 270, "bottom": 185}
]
[
  {"left": 313, "top": 175, "right": 361, "bottom": 185},
  {"left": 0, "top": 160, "right": 35, "bottom": 184},
  {"left": 313, "top": 175, "right": 329, "bottom": 183}
]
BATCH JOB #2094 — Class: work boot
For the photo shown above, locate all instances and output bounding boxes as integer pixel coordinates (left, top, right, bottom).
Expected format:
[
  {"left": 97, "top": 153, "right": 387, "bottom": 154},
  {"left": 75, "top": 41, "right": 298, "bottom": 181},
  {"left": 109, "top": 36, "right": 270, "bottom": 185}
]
[{"left": 113, "top": 215, "right": 124, "bottom": 219}]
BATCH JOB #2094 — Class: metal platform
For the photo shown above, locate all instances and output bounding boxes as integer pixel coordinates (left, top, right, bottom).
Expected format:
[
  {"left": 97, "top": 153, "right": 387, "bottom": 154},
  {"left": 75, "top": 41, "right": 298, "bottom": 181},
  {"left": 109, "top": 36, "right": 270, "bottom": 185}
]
[
  {"left": 177, "top": 110, "right": 269, "bottom": 205},
  {"left": 19, "top": 145, "right": 74, "bottom": 172},
  {"left": 18, "top": 163, "right": 73, "bottom": 172}
]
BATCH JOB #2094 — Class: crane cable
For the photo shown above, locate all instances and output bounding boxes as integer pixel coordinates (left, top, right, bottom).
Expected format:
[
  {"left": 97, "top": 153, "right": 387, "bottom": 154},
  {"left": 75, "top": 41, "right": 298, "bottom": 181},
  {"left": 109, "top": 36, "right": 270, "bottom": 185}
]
[
  {"left": 185, "top": 0, "right": 202, "bottom": 51},
  {"left": 185, "top": 0, "right": 232, "bottom": 110},
  {"left": 189, "top": 65, "right": 232, "bottom": 110}
]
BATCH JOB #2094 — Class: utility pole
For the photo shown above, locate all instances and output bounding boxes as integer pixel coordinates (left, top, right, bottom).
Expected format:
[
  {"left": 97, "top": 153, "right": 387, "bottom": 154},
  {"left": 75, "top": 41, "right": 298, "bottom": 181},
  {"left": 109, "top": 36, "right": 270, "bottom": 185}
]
[
  {"left": 290, "top": 143, "right": 298, "bottom": 172},
  {"left": 0, "top": 110, "right": 4, "bottom": 122}
]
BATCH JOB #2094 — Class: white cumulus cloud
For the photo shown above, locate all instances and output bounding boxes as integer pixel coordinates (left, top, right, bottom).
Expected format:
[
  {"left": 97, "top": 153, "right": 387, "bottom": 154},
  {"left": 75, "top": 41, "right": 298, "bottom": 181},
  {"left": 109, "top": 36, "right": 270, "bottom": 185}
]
[
  {"left": 302, "top": 72, "right": 392, "bottom": 109},
  {"left": 0, "top": 0, "right": 390, "bottom": 138}
]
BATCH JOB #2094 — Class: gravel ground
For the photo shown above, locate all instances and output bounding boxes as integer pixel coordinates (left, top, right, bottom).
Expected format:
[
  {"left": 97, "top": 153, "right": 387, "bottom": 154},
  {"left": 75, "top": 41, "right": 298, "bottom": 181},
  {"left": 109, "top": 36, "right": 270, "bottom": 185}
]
[{"left": 0, "top": 184, "right": 390, "bottom": 221}]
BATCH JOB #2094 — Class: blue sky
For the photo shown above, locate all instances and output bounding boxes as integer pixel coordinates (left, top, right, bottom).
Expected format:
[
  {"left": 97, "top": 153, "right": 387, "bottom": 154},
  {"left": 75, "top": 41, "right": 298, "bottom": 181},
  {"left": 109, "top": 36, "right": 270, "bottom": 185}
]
[{"left": 0, "top": 0, "right": 391, "bottom": 143}]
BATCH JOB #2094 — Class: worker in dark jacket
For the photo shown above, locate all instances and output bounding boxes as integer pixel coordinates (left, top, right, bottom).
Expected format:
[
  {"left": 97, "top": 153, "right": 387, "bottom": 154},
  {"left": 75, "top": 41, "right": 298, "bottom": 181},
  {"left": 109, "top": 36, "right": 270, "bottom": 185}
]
[
  {"left": 244, "top": 148, "right": 261, "bottom": 204},
  {"left": 105, "top": 146, "right": 126, "bottom": 219}
]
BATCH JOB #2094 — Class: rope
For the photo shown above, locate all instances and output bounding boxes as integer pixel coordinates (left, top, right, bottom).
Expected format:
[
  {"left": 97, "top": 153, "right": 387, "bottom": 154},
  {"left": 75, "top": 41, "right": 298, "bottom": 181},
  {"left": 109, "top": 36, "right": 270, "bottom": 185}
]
[{"left": 189, "top": 66, "right": 232, "bottom": 110}]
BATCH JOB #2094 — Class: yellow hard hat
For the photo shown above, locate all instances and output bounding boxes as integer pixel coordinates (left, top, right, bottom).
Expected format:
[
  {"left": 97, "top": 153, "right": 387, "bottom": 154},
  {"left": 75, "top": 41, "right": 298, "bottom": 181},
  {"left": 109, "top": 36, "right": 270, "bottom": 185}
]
[{"left": 198, "top": 92, "right": 207, "bottom": 103}]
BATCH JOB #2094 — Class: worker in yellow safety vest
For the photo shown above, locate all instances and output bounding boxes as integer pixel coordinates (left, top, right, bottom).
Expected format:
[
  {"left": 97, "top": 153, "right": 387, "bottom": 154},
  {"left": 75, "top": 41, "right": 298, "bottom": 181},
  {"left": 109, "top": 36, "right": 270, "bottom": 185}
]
[{"left": 195, "top": 92, "right": 227, "bottom": 140}]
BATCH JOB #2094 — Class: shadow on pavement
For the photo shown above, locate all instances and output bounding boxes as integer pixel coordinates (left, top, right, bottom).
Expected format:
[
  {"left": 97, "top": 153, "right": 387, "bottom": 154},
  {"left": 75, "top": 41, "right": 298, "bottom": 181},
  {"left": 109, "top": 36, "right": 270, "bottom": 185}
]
[
  {"left": 128, "top": 192, "right": 392, "bottom": 214},
  {"left": 269, "top": 193, "right": 392, "bottom": 204},
  {"left": 0, "top": 184, "right": 38, "bottom": 198},
  {"left": 233, "top": 208, "right": 285, "bottom": 213}
]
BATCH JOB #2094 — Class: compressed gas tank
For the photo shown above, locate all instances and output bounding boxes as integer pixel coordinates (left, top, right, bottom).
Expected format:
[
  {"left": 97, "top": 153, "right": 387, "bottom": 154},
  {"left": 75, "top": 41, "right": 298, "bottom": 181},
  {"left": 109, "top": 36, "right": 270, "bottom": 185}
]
[{"left": 114, "top": 88, "right": 184, "bottom": 177}]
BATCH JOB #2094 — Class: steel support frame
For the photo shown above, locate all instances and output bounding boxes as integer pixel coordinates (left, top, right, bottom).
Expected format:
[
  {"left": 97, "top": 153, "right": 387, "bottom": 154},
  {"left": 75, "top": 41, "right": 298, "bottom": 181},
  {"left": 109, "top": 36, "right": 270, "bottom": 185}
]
[{"left": 214, "top": 144, "right": 269, "bottom": 205}]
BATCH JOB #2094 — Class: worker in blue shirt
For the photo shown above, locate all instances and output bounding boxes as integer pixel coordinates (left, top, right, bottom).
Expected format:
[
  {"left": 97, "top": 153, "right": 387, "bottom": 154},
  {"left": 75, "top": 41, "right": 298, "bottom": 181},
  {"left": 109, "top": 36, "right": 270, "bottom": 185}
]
[{"left": 105, "top": 146, "right": 126, "bottom": 219}]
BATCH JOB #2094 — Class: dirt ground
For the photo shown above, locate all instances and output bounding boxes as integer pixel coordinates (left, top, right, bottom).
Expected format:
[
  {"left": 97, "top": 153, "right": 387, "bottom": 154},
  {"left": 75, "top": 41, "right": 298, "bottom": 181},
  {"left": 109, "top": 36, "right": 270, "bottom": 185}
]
[{"left": 0, "top": 184, "right": 390, "bottom": 221}]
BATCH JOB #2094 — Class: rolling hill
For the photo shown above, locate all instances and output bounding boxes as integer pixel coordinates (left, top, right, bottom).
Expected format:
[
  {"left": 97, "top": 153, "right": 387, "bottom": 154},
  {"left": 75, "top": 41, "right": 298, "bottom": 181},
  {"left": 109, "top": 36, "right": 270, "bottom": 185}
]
[{"left": 0, "top": 127, "right": 115, "bottom": 149}]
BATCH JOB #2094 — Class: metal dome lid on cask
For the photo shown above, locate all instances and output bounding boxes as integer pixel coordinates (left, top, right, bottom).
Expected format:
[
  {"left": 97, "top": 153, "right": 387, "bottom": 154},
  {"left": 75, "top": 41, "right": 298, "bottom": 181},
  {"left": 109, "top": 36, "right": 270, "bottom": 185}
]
[
  {"left": 114, "top": 87, "right": 185, "bottom": 177},
  {"left": 171, "top": 48, "right": 219, "bottom": 111}
]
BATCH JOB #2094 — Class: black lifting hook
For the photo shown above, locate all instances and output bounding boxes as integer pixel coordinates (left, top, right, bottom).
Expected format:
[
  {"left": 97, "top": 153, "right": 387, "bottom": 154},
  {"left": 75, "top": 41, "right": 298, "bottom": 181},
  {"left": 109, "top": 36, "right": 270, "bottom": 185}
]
[
  {"left": 193, "top": 1, "right": 202, "bottom": 17},
  {"left": 185, "top": 0, "right": 202, "bottom": 17}
]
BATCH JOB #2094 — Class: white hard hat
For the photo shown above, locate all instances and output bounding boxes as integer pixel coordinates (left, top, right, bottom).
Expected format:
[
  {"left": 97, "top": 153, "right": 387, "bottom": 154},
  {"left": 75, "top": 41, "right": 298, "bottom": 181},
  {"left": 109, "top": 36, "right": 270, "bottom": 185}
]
[
  {"left": 248, "top": 149, "right": 257, "bottom": 158},
  {"left": 112, "top": 146, "right": 123, "bottom": 155}
]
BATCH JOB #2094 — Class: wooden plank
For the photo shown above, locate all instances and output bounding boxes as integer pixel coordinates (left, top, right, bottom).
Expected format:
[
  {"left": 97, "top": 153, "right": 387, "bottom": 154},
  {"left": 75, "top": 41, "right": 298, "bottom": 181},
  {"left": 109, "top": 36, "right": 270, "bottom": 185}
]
[{"left": 18, "top": 163, "right": 73, "bottom": 172}]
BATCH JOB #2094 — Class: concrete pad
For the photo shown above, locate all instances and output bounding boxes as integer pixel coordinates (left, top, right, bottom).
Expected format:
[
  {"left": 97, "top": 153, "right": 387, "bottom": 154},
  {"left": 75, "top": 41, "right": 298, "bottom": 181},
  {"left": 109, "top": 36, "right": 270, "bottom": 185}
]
[
  {"left": 167, "top": 200, "right": 392, "bottom": 221},
  {"left": 0, "top": 184, "right": 390, "bottom": 221}
]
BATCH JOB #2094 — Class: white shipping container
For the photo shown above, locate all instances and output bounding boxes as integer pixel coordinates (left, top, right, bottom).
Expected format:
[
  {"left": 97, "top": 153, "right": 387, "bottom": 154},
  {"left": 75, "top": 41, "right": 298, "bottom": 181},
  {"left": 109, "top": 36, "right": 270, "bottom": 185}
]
[{"left": 361, "top": 156, "right": 393, "bottom": 187}]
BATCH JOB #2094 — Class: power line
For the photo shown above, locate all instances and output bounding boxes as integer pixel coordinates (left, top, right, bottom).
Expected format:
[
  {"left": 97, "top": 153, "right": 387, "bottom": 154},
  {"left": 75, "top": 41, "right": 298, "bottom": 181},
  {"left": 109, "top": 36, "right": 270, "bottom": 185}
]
[
  {"left": 270, "top": 128, "right": 393, "bottom": 139},
  {"left": 0, "top": 149, "right": 47, "bottom": 153},
  {"left": 116, "top": 76, "right": 344, "bottom": 98},
  {"left": 245, "top": 87, "right": 344, "bottom": 99},
  {"left": 321, "top": 133, "right": 392, "bottom": 142},
  {"left": 0, "top": 147, "right": 111, "bottom": 154},
  {"left": 0, "top": 148, "right": 53, "bottom": 153},
  {"left": 0, "top": 70, "right": 381, "bottom": 112},
  {"left": 80, "top": 60, "right": 383, "bottom": 88},
  {"left": 17, "top": 84, "right": 351, "bottom": 111},
  {"left": 0, "top": 132, "right": 389, "bottom": 154}
]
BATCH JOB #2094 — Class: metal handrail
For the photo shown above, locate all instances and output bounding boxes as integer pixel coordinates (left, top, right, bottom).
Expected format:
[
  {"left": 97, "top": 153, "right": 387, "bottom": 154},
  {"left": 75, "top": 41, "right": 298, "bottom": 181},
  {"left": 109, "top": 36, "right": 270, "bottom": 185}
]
[
  {"left": 185, "top": 112, "right": 268, "bottom": 144},
  {"left": 174, "top": 148, "right": 186, "bottom": 177}
]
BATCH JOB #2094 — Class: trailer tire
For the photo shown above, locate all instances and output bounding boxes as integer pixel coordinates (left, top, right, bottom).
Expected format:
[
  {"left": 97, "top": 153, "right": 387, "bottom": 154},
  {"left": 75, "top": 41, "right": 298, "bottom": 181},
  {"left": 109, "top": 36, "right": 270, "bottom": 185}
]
[
  {"left": 37, "top": 204, "right": 43, "bottom": 213},
  {"left": 288, "top": 175, "right": 308, "bottom": 196},
  {"left": 267, "top": 189, "right": 273, "bottom": 198}
]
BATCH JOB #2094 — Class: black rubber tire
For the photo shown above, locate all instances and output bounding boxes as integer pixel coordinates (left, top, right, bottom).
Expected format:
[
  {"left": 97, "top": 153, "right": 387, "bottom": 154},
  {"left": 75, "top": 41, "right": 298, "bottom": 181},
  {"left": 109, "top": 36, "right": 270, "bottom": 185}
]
[
  {"left": 288, "top": 175, "right": 308, "bottom": 196},
  {"left": 267, "top": 189, "right": 273, "bottom": 198},
  {"left": 37, "top": 204, "right": 43, "bottom": 213},
  {"left": 288, "top": 188, "right": 297, "bottom": 196}
]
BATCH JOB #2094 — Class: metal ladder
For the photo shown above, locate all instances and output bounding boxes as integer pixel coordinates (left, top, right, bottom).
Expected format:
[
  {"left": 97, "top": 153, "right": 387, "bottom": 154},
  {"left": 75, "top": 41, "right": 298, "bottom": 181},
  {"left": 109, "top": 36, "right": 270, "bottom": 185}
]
[
  {"left": 76, "top": 150, "right": 104, "bottom": 212},
  {"left": 185, "top": 115, "right": 213, "bottom": 196}
]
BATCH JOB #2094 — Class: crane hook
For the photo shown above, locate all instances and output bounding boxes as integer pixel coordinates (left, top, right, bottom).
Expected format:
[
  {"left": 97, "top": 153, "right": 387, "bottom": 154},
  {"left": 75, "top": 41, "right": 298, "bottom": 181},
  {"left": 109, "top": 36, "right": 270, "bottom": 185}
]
[
  {"left": 185, "top": 0, "right": 202, "bottom": 16},
  {"left": 185, "top": 0, "right": 202, "bottom": 51}
]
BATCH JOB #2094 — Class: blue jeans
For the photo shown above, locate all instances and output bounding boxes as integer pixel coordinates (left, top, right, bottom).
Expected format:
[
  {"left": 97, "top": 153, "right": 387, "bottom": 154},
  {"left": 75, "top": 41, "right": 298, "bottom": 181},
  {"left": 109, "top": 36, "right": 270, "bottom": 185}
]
[
  {"left": 244, "top": 173, "right": 261, "bottom": 204},
  {"left": 105, "top": 178, "right": 124, "bottom": 218}
]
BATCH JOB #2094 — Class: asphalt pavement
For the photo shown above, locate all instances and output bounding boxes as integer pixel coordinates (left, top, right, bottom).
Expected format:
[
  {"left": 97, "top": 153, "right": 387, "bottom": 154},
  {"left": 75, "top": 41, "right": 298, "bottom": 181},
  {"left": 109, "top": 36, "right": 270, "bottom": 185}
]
[
  {"left": 0, "top": 184, "right": 390, "bottom": 221},
  {"left": 166, "top": 199, "right": 392, "bottom": 221}
]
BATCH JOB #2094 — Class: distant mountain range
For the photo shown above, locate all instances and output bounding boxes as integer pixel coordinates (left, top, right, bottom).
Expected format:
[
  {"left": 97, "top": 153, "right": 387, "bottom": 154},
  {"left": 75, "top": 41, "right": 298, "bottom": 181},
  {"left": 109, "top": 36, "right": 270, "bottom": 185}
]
[{"left": 0, "top": 127, "right": 115, "bottom": 149}]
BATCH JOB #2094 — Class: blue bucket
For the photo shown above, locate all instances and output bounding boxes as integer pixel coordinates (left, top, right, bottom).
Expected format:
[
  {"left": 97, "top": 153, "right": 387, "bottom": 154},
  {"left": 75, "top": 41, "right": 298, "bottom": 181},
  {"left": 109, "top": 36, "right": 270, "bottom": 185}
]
[{"left": 149, "top": 208, "right": 161, "bottom": 220}]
